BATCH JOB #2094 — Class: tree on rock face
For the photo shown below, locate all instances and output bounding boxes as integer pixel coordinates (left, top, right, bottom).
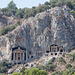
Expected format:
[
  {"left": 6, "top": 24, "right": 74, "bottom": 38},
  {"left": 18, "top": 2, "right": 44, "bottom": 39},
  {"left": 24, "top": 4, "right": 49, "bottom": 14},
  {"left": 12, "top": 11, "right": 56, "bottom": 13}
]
[
  {"left": 66, "top": 64, "right": 72, "bottom": 69},
  {"left": 8, "top": 1, "right": 17, "bottom": 9},
  {"left": 24, "top": 69, "right": 29, "bottom": 75},
  {"left": 0, "top": 13, "right": 3, "bottom": 18},
  {"left": 69, "top": 53, "right": 75, "bottom": 61},
  {"left": 63, "top": 70, "right": 72, "bottom": 75},
  {"left": 20, "top": 67, "right": 26, "bottom": 73},
  {"left": 1, "top": 8, "right": 8, "bottom": 14},
  {"left": 39, "top": 70, "right": 47, "bottom": 75},
  {"left": 44, "top": 1, "right": 51, "bottom": 5},
  {"left": 66, "top": 1, "right": 74, "bottom": 9},
  {"left": 29, "top": 68, "right": 40, "bottom": 75}
]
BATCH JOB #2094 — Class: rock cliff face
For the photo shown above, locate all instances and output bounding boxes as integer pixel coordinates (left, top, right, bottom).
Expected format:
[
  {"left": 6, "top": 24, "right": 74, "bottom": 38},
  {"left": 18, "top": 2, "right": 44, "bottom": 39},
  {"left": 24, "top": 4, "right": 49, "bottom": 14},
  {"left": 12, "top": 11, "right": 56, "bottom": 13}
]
[
  {"left": 0, "top": 16, "right": 19, "bottom": 29},
  {"left": 0, "top": 5, "right": 75, "bottom": 61}
]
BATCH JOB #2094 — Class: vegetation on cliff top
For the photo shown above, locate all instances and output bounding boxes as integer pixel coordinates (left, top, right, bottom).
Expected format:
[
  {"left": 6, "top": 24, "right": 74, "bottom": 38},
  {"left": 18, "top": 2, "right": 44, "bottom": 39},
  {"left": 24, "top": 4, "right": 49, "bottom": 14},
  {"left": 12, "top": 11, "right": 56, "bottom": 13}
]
[{"left": 0, "top": 0, "right": 75, "bottom": 19}]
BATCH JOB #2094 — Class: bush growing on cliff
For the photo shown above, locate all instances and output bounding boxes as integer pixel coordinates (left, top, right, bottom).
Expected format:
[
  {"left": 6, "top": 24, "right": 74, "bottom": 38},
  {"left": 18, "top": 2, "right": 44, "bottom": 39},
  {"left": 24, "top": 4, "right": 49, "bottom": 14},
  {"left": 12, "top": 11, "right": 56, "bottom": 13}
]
[
  {"left": 0, "top": 61, "right": 12, "bottom": 73},
  {"left": 70, "top": 10, "right": 75, "bottom": 18},
  {"left": 48, "top": 58, "right": 55, "bottom": 64},
  {"left": 16, "top": 20, "right": 22, "bottom": 25},
  {"left": 50, "top": 0, "right": 75, "bottom": 9},
  {"left": 63, "top": 70, "right": 72, "bottom": 75},
  {"left": 20, "top": 67, "right": 27, "bottom": 74},
  {"left": 36, "top": 65, "right": 46, "bottom": 70},
  {"left": 0, "top": 66, "right": 7, "bottom": 73},
  {"left": 66, "top": 64, "right": 72, "bottom": 69},
  {"left": 7, "top": 1, "right": 17, "bottom": 9},
  {"left": 69, "top": 53, "right": 75, "bottom": 62},
  {"left": 51, "top": 71, "right": 63, "bottom": 75},
  {"left": 46, "top": 64, "right": 55, "bottom": 71},
  {"left": 12, "top": 68, "right": 47, "bottom": 75},
  {"left": 0, "top": 25, "right": 17, "bottom": 35},
  {"left": 0, "top": 13, "right": 3, "bottom": 18},
  {"left": 15, "top": 10, "right": 24, "bottom": 18},
  {"left": 59, "top": 57, "right": 66, "bottom": 63}
]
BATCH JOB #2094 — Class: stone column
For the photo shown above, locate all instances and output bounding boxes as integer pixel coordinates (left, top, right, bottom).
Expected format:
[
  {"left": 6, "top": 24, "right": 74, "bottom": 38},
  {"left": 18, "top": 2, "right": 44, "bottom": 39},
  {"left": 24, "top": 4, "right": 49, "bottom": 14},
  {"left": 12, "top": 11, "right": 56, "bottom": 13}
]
[
  {"left": 57, "top": 47, "right": 58, "bottom": 52},
  {"left": 17, "top": 53, "right": 18, "bottom": 61},
  {"left": 13, "top": 52, "right": 15, "bottom": 61},
  {"left": 26, "top": 51, "right": 28, "bottom": 61},
  {"left": 23, "top": 53, "right": 24, "bottom": 60},
  {"left": 51, "top": 47, "right": 52, "bottom": 52},
  {"left": 35, "top": 50, "right": 37, "bottom": 57},
  {"left": 20, "top": 53, "right": 21, "bottom": 61}
]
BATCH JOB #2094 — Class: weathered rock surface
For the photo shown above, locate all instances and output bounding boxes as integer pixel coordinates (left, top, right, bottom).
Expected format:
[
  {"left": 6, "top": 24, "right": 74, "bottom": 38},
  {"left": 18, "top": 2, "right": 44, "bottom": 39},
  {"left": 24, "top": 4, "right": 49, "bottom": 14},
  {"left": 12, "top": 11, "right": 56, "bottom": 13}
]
[
  {"left": 0, "top": 5, "right": 75, "bottom": 61},
  {"left": 0, "top": 16, "right": 19, "bottom": 29}
]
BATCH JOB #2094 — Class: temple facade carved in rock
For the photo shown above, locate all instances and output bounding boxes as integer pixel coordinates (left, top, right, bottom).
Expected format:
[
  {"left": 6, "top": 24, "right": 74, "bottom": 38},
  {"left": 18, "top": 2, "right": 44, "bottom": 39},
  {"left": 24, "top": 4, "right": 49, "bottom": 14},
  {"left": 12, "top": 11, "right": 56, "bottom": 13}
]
[{"left": 10, "top": 44, "right": 65, "bottom": 64}]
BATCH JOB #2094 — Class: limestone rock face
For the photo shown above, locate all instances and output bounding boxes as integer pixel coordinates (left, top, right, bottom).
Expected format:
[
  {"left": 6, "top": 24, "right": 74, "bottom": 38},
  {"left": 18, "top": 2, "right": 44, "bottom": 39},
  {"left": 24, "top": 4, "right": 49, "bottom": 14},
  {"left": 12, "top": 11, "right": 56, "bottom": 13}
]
[
  {"left": 0, "top": 5, "right": 75, "bottom": 61},
  {"left": 0, "top": 16, "right": 18, "bottom": 29}
]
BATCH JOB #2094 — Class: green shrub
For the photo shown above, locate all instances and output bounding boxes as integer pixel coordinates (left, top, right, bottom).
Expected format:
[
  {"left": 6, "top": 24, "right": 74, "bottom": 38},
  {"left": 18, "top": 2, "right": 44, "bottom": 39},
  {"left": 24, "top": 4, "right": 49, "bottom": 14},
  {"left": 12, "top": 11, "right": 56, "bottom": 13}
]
[
  {"left": 51, "top": 71, "right": 62, "bottom": 75},
  {"left": 71, "top": 46, "right": 75, "bottom": 50},
  {"left": 8, "top": 1, "right": 17, "bottom": 9},
  {"left": 50, "top": 0, "right": 75, "bottom": 9},
  {"left": 0, "top": 13, "right": 3, "bottom": 18},
  {"left": 20, "top": 68, "right": 47, "bottom": 75},
  {"left": 0, "top": 25, "right": 17, "bottom": 35},
  {"left": 0, "top": 61, "right": 7, "bottom": 67},
  {"left": 20, "top": 67, "right": 26, "bottom": 73},
  {"left": 69, "top": 68, "right": 75, "bottom": 74},
  {"left": 66, "top": 1, "right": 74, "bottom": 9},
  {"left": 16, "top": 20, "right": 21, "bottom": 25},
  {"left": 29, "top": 68, "right": 40, "bottom": 75},
  {"left": 11, "top": 72, "right": 22, "bottom": 75},
  {"left": 1, "top": 66, "right": 7, "bottom": 73},
  {"left": 48, "top": 58, "right": 54, "bottom": 64},
  {"left": 44, "top": 1, "right": 51, "bottom": 5},
  {"left": 0, "top": 61, "right": 12, "bottom": 73},
  {"left": 69, "top": 53, "right": 75, "bottom": 61},
  {"left": 4, "top": 11, "right": 12, "bottom": 16},
  {"left": 39, "top": 70, "right": 47, "bottom": 75},
  {"left": 73, "top": 66, "right": 75, "bottom": 69},
  {"left": 66, "top": 64, "right": 72, "bottom": 69},
  {"left": 15, "top": 11, "right": 24, "bottom": 18},
  {"left": 7, "top": 62, "right": 13, "bottom": 69},
  {"left": 70, "top": 10, "right": 75, "bottom": 18},
  {"left": 63, "top": 70, "right": 72, "bottom": 75},
  {"left": 59, "top": 57, "right": 65, "bottom": 63},
  {"left": 36, "top": 65, "right": 46, "bottom": 70},
  {"left": 46, "top": 64, "right": 55, "bottom": 71},
  {"left": 24, "top": 69, "right": 29, "bottom": 75}
]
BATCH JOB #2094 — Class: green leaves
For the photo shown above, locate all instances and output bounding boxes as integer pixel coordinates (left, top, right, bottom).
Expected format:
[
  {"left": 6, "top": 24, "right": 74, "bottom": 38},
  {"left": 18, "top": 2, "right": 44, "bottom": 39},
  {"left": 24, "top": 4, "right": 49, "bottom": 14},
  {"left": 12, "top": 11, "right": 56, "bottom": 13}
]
[
  {"left": 0, "top": 25, "right": 17, "bottom": 35},
  {"left": 12, "top": 72, "right": 22, "bottom": 75},
  {"left": 50, "top": 0, "right": 75, "bottom": 9},
  {"left": 70, "top": 10, "right": 75, "bottom": 18},
  {"left": 29, "top": 68, "right": 40, "bottom": 75},
  {"left": 39, "top": 70, "right": 47, "bottom": 75},
  {"left": 66, "top": 64, "right": 72, "bottom": 69},
  {"left": 63, "top": 70, "right": 72, "bottom": 75},
  {"left": 0, "top": 61, "right": 12, "bottom": 73},
  {"left": 59, "top": 57, "right": 65, "bottom": 63},
  {"left": 8, "top": 1, "right": 17, "bottom": 9},
  {"left": 24, "top": 69, "right": 29, "bottom": 75},
  {"left": 13, "top": 67, "right": 47, "bottom": 75},
  {"left": 69, "top": 53, "right": 75, "bottom": 61}
]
